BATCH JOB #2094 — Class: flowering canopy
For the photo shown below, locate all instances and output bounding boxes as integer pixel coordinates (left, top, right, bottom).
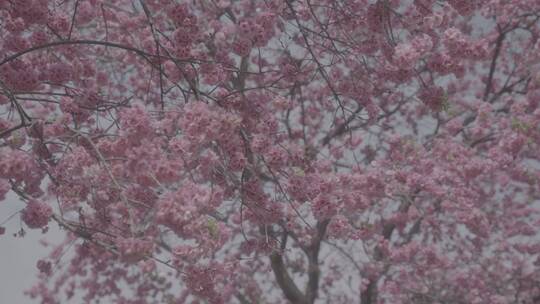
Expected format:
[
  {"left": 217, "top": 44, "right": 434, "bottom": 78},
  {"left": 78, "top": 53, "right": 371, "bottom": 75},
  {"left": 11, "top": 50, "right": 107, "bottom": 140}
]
[{"left": 1, "top": 0, "right": 540, "bottom": 303}]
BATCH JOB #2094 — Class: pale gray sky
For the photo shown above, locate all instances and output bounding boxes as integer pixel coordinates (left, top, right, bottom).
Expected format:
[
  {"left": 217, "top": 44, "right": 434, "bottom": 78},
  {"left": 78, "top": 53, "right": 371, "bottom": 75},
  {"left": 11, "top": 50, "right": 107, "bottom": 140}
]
[{"left": 0, "top": 194, "right": 64, "bottom": 304}]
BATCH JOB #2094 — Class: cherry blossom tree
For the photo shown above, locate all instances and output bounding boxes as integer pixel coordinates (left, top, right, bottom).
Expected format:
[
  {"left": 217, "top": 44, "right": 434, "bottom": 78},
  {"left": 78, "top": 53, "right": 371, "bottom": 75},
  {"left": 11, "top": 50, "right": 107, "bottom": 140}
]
[{"left": 1, "top": 0, "right": 540, "bottom": 303}]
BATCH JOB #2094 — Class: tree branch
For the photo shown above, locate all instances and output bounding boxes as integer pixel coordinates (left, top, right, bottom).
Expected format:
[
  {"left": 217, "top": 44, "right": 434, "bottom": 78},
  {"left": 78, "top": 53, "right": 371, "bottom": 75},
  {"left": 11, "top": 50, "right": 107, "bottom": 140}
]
[
  {"left": 305, "top": 219, "right": 329, "bottom": 304},
  {"left": 270, "top": 251, "right": 308, "bottom": 304},
  {"left": 270, "top": 231, "right": 308, "bottom": 304}
]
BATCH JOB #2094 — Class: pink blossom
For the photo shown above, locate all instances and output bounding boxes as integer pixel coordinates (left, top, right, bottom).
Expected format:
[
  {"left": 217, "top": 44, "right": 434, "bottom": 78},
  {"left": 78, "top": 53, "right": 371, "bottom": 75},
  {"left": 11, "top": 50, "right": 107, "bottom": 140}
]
[
  {"left": 1, "top": 1, "right": 540, "bottom": 303},
  {"left": 21, "top": 200, "right": 52, "bottom": 229}
]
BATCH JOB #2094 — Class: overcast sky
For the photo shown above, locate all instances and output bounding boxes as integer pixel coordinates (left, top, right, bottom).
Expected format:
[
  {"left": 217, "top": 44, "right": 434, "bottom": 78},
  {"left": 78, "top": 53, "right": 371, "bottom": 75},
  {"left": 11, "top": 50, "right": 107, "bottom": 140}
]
[{"left": 0, "top": 194, "right": 64, "bottom": 304}]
